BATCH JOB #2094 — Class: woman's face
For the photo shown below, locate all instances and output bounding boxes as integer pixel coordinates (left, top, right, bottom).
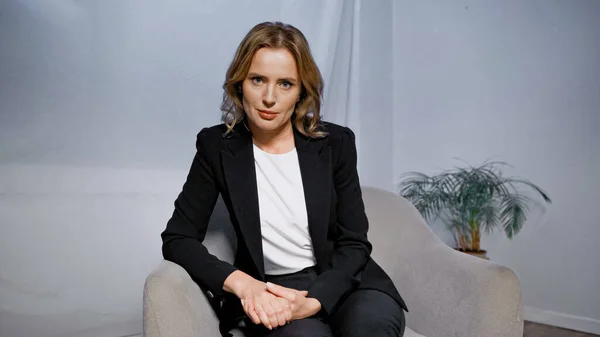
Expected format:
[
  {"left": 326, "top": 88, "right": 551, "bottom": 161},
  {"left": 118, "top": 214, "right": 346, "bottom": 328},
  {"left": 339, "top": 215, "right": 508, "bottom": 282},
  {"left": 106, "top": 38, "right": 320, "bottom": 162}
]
[{"left": 241, "top": 47, "right": 301, "bottom": 135}]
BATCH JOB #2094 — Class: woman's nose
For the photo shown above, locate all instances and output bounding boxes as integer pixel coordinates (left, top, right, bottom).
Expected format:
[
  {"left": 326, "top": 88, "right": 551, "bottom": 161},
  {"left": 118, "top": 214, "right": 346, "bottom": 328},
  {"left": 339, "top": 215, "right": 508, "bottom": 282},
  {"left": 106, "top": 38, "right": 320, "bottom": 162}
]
[{"left": 262, "top": 86, "right": 276, "bottom": 107}]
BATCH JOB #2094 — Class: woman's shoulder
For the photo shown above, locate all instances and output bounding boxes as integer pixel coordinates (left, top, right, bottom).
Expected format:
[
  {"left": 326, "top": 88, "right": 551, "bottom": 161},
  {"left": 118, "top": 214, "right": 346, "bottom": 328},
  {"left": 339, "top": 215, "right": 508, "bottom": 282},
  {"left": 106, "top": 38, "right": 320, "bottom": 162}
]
[
  {"left": 319, "top": 121, "right": 356, "bottom": 144},
  {"left": 193, "top": 123, "right": 231, "bottom": 154},
  {"left": 196, "top": 123, "right": 229, "bottom": 140}
]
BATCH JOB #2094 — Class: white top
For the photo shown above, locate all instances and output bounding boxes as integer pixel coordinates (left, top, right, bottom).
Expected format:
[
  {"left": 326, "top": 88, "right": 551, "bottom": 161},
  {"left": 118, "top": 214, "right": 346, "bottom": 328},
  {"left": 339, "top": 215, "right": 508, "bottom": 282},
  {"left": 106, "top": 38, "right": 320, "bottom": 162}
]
[{"left": 253, "top": 143, "right": 316, "bottom": 275}]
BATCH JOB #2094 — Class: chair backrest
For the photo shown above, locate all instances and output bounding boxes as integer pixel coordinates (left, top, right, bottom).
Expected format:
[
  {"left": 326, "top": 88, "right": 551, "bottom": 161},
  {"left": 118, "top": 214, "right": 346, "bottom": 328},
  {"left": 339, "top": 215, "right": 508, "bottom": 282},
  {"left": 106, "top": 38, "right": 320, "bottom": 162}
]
[
  {"left": 203, "top": 195, "right": 237, "bottom": 264},
  {"left": 359, "top": 186, "right": 444, "bottom": 282}
]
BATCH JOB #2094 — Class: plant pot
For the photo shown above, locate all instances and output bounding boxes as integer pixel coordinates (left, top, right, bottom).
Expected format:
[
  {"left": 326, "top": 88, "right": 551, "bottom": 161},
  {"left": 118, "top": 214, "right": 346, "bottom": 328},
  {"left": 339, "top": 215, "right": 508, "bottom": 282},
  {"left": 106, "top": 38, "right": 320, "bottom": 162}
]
[{"left": 455, "top": 248, "right": 489, "bottom": 260}]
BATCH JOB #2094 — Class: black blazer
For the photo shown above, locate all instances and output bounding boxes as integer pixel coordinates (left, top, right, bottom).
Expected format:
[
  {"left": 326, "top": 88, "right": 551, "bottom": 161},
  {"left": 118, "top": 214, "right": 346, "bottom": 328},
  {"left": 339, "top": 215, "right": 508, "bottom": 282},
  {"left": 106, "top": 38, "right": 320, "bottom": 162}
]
[{"left": 161, "top": 121, "right": 407, "bottom": 324}]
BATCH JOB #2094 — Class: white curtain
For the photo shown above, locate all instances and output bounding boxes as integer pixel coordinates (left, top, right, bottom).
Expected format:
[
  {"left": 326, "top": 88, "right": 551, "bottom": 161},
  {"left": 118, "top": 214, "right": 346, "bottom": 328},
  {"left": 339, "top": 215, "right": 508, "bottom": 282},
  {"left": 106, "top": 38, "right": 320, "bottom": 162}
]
[
  {"left": 0, "top": 1, "right": 381, "bottom": 336},
  {"left": 0, "top": 0, "right": 362, "bottom": 170}
]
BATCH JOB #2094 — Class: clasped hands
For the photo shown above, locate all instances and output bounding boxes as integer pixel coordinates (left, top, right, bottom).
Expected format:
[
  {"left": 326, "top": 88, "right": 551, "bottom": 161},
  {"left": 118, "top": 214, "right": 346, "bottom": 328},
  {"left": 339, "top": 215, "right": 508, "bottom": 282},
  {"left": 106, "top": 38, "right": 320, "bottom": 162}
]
[{"left": 239, "top": 281, "right": 321, "bottom": 330}]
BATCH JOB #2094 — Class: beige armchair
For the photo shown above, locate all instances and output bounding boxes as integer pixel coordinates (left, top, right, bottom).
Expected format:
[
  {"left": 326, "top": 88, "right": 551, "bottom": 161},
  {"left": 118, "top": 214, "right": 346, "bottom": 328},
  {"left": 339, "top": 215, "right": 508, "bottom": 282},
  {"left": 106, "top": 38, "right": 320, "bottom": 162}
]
[{"left": 143, "top": 186, "right": 524, "bottom": 337}]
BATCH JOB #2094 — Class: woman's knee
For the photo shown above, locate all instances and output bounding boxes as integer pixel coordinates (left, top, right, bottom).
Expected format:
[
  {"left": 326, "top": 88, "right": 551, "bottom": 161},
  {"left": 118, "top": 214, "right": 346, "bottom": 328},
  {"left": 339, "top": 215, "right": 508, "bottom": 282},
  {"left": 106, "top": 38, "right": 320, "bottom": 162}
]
[
  {"left": 338, "top": 312, "right": 405, "bottom": 337},
  {"left": 332, "top": 290, "right": 405, "bottom": 337}
]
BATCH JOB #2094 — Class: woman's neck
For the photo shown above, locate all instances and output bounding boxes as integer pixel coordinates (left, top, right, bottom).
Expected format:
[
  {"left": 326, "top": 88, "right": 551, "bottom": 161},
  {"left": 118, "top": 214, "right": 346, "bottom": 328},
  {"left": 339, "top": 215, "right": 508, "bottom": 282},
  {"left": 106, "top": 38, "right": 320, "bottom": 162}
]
[{"left": 249, "top": 121, "right": 295, "bottom": 154}]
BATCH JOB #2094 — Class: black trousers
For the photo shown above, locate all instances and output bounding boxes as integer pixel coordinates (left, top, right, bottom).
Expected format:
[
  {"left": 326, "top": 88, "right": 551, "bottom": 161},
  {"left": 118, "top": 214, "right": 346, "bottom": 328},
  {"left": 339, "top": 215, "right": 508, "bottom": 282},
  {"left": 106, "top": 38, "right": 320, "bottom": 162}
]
[{"left": 239, "top": 267, "right": 405, "bottom": 337}]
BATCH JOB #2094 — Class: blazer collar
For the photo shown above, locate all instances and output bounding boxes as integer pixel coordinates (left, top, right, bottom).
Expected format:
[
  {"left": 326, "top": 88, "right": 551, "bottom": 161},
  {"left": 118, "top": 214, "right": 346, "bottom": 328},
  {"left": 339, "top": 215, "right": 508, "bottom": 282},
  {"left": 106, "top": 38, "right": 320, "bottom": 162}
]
[{"left": 223, "top": 120, "right": 325, "bottom": 155}]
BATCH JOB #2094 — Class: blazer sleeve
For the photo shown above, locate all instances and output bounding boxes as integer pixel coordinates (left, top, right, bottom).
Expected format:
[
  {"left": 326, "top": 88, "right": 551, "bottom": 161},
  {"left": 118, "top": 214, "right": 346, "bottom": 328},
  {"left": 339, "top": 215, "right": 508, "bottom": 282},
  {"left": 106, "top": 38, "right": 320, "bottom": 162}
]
[
  {"left": 161, "top": 129, "right": 238, "bottom": 298},
  {"left": 306, "top": 126, "right": 373, "bottom": 315}
]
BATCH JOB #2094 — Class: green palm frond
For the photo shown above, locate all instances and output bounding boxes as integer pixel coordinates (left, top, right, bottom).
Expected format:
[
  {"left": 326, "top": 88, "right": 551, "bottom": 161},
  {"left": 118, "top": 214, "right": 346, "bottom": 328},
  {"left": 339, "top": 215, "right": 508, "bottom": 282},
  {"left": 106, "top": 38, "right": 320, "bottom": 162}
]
[
  {"left": 398, "top": 172, "right": 450, "bottom": 221},
  {"left": 397, "top": 160, "right": 551, "bottom": 246},
  {"left": 499, "top": 194, "right": 530, "bottom": 238},
  {"left": 506, "top": 177, "right": 552, "bottom": 203},
  {"left": 476, "top": 203, "right": 501, "bottom": 234}
]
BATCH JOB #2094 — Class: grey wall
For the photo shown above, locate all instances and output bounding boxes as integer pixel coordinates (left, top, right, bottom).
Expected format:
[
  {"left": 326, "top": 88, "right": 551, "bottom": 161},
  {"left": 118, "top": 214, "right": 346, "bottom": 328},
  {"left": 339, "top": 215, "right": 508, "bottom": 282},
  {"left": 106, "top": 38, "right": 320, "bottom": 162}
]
[{"left": 393, "top": 0, "right": 600, "bottom": 334}]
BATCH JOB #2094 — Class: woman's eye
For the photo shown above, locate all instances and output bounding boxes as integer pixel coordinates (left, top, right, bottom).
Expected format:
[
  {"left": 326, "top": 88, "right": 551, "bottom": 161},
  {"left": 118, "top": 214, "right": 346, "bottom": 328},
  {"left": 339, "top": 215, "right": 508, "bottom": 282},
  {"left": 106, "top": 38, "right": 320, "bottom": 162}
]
[
  {"left": 281, "top": 81, "right": 292, "bottom": 89},
  {"left": 252, "top": 77, "right": 263, "bottom": 84}
]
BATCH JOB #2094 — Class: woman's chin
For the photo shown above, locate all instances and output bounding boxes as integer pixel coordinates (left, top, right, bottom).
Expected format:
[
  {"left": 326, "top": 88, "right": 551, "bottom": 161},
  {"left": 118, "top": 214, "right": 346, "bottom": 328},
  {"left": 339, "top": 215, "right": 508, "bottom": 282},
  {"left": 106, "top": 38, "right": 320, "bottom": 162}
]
[
  {"left": 248, "top": 117, "right": 288, "bottom": 133},
  {"left": 256, "top": 122, "right": 282, "bottom": 132}
]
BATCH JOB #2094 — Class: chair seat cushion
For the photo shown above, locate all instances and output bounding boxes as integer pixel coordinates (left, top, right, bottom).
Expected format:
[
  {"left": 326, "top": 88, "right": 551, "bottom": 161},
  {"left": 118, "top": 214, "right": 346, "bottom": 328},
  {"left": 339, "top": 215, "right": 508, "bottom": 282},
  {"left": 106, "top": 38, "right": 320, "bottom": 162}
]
[{"left": 405, "top": 326, "right": 426, "bottom": 337}]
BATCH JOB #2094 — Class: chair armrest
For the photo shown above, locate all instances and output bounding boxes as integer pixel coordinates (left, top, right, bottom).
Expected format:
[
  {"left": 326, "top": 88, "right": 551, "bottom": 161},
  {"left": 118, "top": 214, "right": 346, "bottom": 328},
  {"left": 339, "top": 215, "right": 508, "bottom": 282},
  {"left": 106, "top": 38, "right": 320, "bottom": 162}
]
[
  {"left": 396, "top": 244, "right": 524, "bottom": 337},
  {"left": 143, "top": 260, "right": 221, "bottom": 337},
  {"left": 362, "top": 187, "right": 523, "bottom": 337}
]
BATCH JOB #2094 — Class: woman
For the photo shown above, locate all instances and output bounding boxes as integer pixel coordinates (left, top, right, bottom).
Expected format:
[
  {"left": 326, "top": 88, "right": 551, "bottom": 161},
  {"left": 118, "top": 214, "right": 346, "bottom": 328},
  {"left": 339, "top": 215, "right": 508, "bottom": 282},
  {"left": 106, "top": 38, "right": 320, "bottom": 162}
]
[{"left": 161, "top": 21, "right": 407, "bottom": 337}]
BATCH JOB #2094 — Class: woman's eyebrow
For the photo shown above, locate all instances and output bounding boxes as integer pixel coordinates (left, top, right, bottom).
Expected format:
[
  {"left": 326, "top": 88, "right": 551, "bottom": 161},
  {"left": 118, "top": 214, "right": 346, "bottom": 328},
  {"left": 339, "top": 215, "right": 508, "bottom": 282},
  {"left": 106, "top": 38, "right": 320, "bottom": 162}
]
[{"left": 247, "top": 72, "right": 297, "bottom": 83}]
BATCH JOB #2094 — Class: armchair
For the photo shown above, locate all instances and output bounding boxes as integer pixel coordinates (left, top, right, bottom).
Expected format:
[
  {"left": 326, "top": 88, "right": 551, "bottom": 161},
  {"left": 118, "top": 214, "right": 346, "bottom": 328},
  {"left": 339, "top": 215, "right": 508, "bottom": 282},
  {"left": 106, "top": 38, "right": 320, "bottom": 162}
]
[{"left": 143, "top": 186, "right": 523, "bottom": 337}]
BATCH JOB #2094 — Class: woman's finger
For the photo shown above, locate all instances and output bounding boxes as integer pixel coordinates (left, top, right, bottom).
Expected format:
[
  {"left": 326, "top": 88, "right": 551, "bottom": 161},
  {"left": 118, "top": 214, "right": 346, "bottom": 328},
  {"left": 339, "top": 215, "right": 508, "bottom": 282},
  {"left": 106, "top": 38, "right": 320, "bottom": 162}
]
[
  {"left": 266, "top": 282, "right": 296, "bottom": 301},
  {"left": 270, "top": 298, "right": 287, "bottom": 327},
  {"left": 247, "top": 300, "right": 261, "bottom": 325},
  {"left": 261, "top": 301, "right": 279, "bottom": 329},
  {"left": 278, "top": 297, "right": 293, "bottom": 322},
  {"left": 242, "top": 298, "right": 248, "bottom": 316},
  {"left": 242, "top": 298, "right": 251, "bottom": 323},
  {"left": 254, "top": 302, "right": 273, "bottom": 330}
]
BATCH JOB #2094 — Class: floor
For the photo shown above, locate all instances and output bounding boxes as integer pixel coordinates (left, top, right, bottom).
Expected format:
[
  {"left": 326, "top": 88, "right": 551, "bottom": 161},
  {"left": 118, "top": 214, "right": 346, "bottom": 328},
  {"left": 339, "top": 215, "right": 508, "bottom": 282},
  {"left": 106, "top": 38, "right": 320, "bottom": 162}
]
[
  {"left": 123, "top": 322, "right": 598, "bottom": 336},
  {"left": 524, "top": 321, "right": 599, "bottom": 337}
]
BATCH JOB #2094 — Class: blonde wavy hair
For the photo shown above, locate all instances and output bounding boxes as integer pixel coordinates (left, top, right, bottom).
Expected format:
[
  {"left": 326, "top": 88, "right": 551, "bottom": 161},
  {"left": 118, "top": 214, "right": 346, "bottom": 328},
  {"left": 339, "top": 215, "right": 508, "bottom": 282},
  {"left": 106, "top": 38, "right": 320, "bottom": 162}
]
[{"left": 220, "top": 21, "right": 326, "bottom": 138}]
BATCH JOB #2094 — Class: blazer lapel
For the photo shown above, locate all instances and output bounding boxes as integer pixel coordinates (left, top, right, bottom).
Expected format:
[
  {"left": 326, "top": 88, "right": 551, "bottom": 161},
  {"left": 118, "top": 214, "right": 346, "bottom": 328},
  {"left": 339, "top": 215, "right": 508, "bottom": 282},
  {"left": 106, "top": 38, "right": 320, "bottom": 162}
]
[
  {"left": 294, "top": 129, "right": 331, "bottom": 273},
  {"left": 220, "top": 124, "right": 332, "bottom": 279},
  {"left": 220, "top": 126, "right": 265, "bottom": 280}
]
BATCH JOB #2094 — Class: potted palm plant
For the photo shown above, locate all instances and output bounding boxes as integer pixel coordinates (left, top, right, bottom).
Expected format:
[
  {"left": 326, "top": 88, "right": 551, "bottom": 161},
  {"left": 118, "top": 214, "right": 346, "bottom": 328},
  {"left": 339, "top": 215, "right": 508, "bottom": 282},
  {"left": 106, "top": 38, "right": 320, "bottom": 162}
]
[{"left": 397, "top": 161, "right": 551, "bottom": 259}]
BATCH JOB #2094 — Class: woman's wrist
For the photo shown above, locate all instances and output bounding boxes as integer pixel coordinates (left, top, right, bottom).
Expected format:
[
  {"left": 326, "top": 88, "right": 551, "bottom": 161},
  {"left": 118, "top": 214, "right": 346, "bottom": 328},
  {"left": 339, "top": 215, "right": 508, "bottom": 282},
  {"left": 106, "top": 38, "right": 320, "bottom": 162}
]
[
  {"left": 223, "top": 270, "right": 250, "bottom": 298},
  {"left": 223, "top": 270, "right": 256, "bottom": 298}
]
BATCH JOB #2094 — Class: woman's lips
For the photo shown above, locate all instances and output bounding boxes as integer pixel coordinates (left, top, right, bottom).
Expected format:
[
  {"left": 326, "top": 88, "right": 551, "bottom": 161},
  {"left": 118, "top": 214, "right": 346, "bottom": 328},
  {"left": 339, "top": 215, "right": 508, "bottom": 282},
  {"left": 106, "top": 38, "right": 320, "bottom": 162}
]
[{"left": 258, "top": 110, "right": 277, "bottom": 120}]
